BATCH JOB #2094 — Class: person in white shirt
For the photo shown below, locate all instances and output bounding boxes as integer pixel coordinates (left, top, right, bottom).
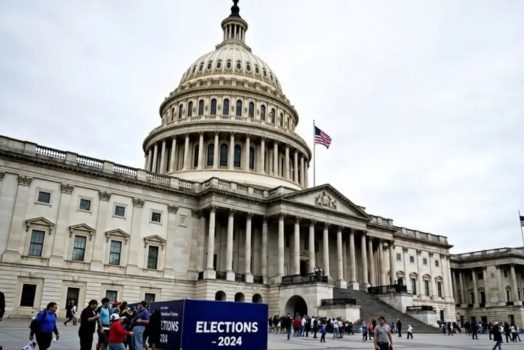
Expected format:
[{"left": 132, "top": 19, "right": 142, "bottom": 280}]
[{"left": 407, "top": 324, "right": 413, "bottom": 339}]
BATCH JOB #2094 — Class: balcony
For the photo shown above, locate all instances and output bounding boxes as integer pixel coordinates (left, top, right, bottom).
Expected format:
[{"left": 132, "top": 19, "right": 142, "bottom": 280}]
[
  {"left": 320, "top": 298, "right": 357, "bottom": 306},
  {"left": 281, "top": 273, "right": 328, "bottom": 286},
  {"left": 406, "top": 305, "right": 434, "bottom": 312},
  {"left": 368, "top": 284, "right": 408, "bottom": 295}
]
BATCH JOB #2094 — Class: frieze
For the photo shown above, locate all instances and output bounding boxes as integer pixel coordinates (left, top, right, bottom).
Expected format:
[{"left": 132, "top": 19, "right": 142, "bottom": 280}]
[
  {"left": 133, "top": 198, "right": 145, "bottom": 208},
  {"left": 314, "top": 191, "right": 337, "bottom": 210},
  {"left": 168, "top": 205, "right": 178, "bottom": 214},
  {"left": 17, "top": 175, "right": 33, "bottom": 186},
  {"left": 98, "top": 191, "right": 111, "bottom": 201},
  {"left": 60, "top": 184, "right": 74, "bottom": 194}
]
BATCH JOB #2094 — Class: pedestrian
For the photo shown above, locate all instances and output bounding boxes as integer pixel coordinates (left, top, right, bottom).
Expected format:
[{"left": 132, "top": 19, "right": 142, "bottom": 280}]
[
  {"left": 64, "top": 301, "right": 77, "bottom": 326},
  {"left": 373, "top": 316, "right": 393, "bottom": 350},
  {"left": 361, "top": 320, "right": 368, "bottom": 341},
  {"left": 471, "top": 321, "right": 478, "bottom": 339},
  {"left": 79, "top": 299, "right": 100, "bottom": 350},
  {"left": 396, "top": 318, "right": 402, "bottom": 338},
  {"left": 282, "top": 314, "right": 292, "bottom": 340},
  {"left": 511, "top": 324, "right": 521, "bottom": 341},
  {"left": 503, "top": 322, "right": 511, "bottom": 343},
  {"left": 492, "top": 322, "right": 502, "bottom": 350},
  {"left": 0, "top": 290, "right": 4, "bottom": 350},
  {"left": 320, "top": 322, "right": 326, "bottom": 343},
  {"left": 30, "top": 302, "right": 60, "bottom": 350},
  {"left": 108, "top": 313, "right": 132, "bottom": 350},
  {"left": 407, "top": 323, "right": 413, "bottom": 339},
  {"left": 305, "top": 316, "right": 311, "bottom": 337},
  {"left": 97, "top": 298, "right": 111, "bottom": 350},
  {"left": 131, "top": 301, "right": 150, "bottom": 350},
  {"left": 147, "top": 309, "right": 161, "bottom": 350},
  {"left": 312, "top": 316, "right": 318, "bottom": 338}
]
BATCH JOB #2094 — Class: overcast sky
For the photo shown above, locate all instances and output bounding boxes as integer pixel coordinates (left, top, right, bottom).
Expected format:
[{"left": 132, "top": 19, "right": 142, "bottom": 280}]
[{"left": 1, "top": 0, "right": 523, "bottom": 253}]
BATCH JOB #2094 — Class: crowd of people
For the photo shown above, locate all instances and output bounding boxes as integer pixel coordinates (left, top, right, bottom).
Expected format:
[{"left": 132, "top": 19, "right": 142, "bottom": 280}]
[{"left": 24, "top": 298, "right": 161, "bottom": 350}]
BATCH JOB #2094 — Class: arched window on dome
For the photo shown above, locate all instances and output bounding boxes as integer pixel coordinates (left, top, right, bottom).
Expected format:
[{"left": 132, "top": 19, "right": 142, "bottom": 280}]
[
  {"left": 236, "top": 100, "right": 242, "bottom": 117},
  {"left": 249, "top": 147, "right": 255, "bottom": 170},
  {"left": 270, "top": 108, "right": 276, "bottom": 124},
  {"left": 207, "top": 61, "right": 213, "bottom": 70},
  {"left": 248, "top": 102, "right": 254, "bottom": 119},
  {"left": 188, "top": 101, "right": 193, "bottom": 117},
  {"left": 236, "top": 60, "right": 242, "bottom": 70},
  {"left": 216, "top": 60, "right": 222, "bottom": 69},
  {"left": 199, "top": 62, "right": 204, "bottom": 72},
  {"left": 279, "top": 113, "right": 284, "bottom": 127},
  {"left": 223, "top": 99, "right": 230, "bottom": 116},
  {"left": 207, "top": 144, "right": 214, "bottom": 166},
  {"left": 193, "top": 145, "right": 199, "bottom": 168},
  {"left": 220, "top": 144, "right": 228, "bottom": 167},
  {"left": 178, "top": 103, "right": 184, "bottom": 119},
  {"left": 210, "top": 99, "right": 217, "bottom": 115},
  {"left": 171, "top": 106, "right": 175, "bottom": 121},
  {"left": 234, "top": 145, "right": 241, "bottom": 168},
  {"left": 198, "top": 100, "right": 205, "bottom": 116},
  {"left": 260, "top": 105, "right": 266, "bottom": 121}
]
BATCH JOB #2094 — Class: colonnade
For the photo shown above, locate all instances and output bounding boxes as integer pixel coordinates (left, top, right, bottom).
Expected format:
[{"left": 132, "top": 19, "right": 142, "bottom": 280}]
[{"left": 144, "top": 132, "right": 309, "bottom": 187}]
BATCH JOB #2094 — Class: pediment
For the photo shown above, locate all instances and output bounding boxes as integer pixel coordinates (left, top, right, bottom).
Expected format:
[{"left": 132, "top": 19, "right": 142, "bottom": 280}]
[
  {"left": 281, "top": 184, "right": 369, "bottom": 219},
  {"left": 69, "top": 223, "right": 96, "bottom": 239},
  {"left": 143, "top": 234, "right": 167, "bottom": 249},
  {"left": 105, "top": 229, "right": 130, "bottom": 244},
  {"left": 25, "top": 217, "right": 55, "bottom": 231}
]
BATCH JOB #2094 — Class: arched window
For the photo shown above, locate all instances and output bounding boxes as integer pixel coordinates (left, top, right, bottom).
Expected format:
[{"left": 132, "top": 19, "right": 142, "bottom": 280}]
[
  {"left": 279, "top": 113, "right": 284, "bottom": 127},
  {"left": 215, "top": 291, "right": 226, "bottom": 301},
  {"left": 234, "top": 292, "right": 245, "bottom": 302},
  {"left": 207, "top": 144, "right": 214, "bottom": 166},
  {"left": 260, "top": 105, "right": 266, "bottom": 121},
  {"left": 220, "top": 144, "right": 228, "bottom": 167},
  {"left": 198, "top": 99, "right": 204, "bottom": 116},
  {"left": 178, "top": 103, "right": 184, "bottom": 118},
  {"left": 210, "top": 99, "right": 217, "bottom": 115},
  {"left": 223, "top": 99, "right": 230, "bottom": 116},
  {"left": 252, "top": 294, "right": 263, "bottom": 303},
  {"left": 193, "top": 145, "right": 199, "bottom": 168},
  {"left": 249, "top": 147, "right": 255, "bottom": 170},
  {"left": 234, "top": 145, "right": 241, "bottom": 168},
  {"left": 270, "top": 108, "right": 276, "bottom": 124},
  {"left": 248, "top": 102, "right": 254, "bottom": 119},
  {"left": 188, "top": 101, "right": 193, "bottom": 117},
  {"left": 236, "top": 100, "right": 242, "bottom": 117},
  {"left": 171, "top": 106, "right": 175, "bottom": 120}
]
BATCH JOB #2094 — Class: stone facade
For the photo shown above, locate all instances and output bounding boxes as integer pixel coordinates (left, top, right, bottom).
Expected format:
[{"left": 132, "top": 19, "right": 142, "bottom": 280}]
[{"left": 0, "top": 1, "right": 458, "bottom": 322}]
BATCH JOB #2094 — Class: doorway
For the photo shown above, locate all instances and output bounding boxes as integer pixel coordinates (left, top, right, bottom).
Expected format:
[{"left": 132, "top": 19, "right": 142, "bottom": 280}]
[
  {"left": 285, "top": 295, "right": 308, "bottom": 317},
  {"left": 66, "top": 287, "right": 80, "bottom": 308},
  {"left": 300, "top": 260, "right": 307, "bottom": 276}
]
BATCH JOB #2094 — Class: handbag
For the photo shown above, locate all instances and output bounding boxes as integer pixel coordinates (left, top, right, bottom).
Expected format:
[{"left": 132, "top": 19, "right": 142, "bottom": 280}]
[{"left": 22, "top": 341, "right": 37, "bottom": 350}]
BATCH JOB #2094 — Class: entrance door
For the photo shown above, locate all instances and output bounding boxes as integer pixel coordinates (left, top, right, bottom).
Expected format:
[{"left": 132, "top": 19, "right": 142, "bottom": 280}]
[
  {"left": 66, "top": 287, "right": 80, "bottom": 307},
  {"left": 440, "top": 310, "right": 444, "bottom": 321},
  {"left": 300, "top": 260, "right": 307, "bottom": 276}
]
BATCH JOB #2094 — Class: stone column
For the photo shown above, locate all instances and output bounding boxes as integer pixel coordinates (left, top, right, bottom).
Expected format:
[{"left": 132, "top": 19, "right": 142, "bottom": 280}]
[
  {"left": 273, "top": 142, "right": 278, "bottom": 175},
  {"left": 165, "top": 205, "right": 178, "bottom": 279},
  {"left": 284, "top": 146, "right": 290, "bottom": 180},
  {"left": 459, "top": 271, "right": 466, "bottom": 304},
  {"left": 91, "top": 191, "right": 111, "bottom": 271},
  {"left": 349, "top": 230, "right": 357, "bottom": 286},
  {"left": 159, "top": 140, "right": 167, "bottom": 174},
  {"left": 368, "top": 238, "right": 375, "bottom": 285},
  {"left": 182, "top": 135, "right": 189, "bottom": 171},
  {"left": 496, "top": 266, "right": 505, "bottom": 303},
  {"left": 152, "top": 143, "right": 158, "bottom": 172},
  {"left": 361, "top": 232, "right": 369, "bottom": 286},
  {"left": 336, "top": 227, "right": 346, "bottom": 288},
  {"left": 389, "top": 242, "right": 395, "bottom": 284},
  {"left": 146, "top": 149, "right": 153, "bottom": 171},
  {"left": 293, "top": 150, "right": 299, "bottom": 183},
  {"left": 300, "top": 155, "right": 305, "bottom": 186},
  {"left": 304, "top": 160, "right": 309, "bottom": 187},
  {"left": 308, "top": 221, "right": 316, "bottom": 273},
  {"left": 323, "top": 224, "right": 330, "bottom": 279},
  {"left": 213, "top": 133, "right": 219, "bottom": 169},
  {"left": 429, "top": 253, "right": 435, "bottom": 298},
  {"left": 510, "top": 264, "right": 519, "bottom": 301},
  {"left": 452, "top": 270, "right": 459, "bottom": 303},
  {"left": 293, "top": 217, "right": 300, "bottom": 275},
  {"left": 379, "top": 240, "right": 387, "bottom": 285},
  {"left": 197, "top": 133, "right": 204, "bottom": 170},
  {"left": 204, "top": 207, "right": 216, "bottom": 279},
  {"left": 443, "top": 255, "right": 452, "bottom": 300},
  {"left": 482, "top": 267, "right": 489, "bottom": 304},
  {"left": 260, "top": 139, "right": 265, "bottom": 174},
  {"left": 244, "top": 214, "right": 253, "bottom": 283},
  {"left": 261, "top": 217, "right": 268, "bottom": 283},
  {"left": 127, "top": 198, "right": 144, "bottom": 275},
  {"left": 49, "top": 184, "right": 74, "bottom": 267},
  {"left": 228, "top": 133, "right": 235, "bottom": 169},
  {"left": 277, "top": 214, "right": 285, "bottom": 280},
  {"left": 226, "top": 210, "right": 235, "bottom": 281},
  {"left": 169, "top": 137, "right": 177, "bottom": 172},
  {"left": 471, "top": 269, "right": 478, "bottom": 304},
  {"left": 244, "top": 136, "right": 250, "bottom": 171}
]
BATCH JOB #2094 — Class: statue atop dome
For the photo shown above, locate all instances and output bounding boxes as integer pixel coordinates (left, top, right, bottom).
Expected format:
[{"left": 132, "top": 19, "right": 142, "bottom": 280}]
[{"left": 230, "top": 0, "right": 241, "bottom": 18}]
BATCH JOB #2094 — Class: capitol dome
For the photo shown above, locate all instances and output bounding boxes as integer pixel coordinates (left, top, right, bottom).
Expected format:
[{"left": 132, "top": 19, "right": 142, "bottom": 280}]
[{"left": 142, "top": 0, "right": 311, "bottom": 189}]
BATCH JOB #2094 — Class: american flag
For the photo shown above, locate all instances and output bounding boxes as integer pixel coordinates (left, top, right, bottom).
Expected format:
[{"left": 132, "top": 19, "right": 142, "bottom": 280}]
[
  {"left": 520, "top": 215, "right": 524, "bottom": 227},
  {"left": 314, "top": 126, "right": 332, "bottom": 149}
]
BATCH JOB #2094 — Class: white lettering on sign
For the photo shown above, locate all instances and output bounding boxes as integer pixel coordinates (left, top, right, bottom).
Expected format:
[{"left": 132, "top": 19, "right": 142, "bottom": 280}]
[
  {"left": 195, "top": 321, "right": 259, "bottom": 334},
  {"left": 161, "top": 320, "right": 179, "bottom": 332}
]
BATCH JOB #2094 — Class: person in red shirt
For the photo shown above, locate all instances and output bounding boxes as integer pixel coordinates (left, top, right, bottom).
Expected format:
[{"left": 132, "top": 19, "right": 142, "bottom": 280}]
[{"left": 108, "top": 314, "right": 132, "bottom": 350}]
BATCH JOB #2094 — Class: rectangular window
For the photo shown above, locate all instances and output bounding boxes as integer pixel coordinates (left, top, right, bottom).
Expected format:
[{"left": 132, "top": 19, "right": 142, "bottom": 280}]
[
  {"left": 20, "top": 284, "right": 37, "bottom": 307},
  {"left": 411, "top": 278, "right": 417, "bottom": 295},
  {"left": 72, "top": 235, "right": 87, "bottom": 261},
  {"left": 422, "top": 258, "right": 428, "bottom": 265},
  {"left": 304, "top": 236, "right": 309, "bottom": 250},
  {"left": 114, "top": 205, "right": 126, "bottom": 217},
  {"left": 435, "top": 260, "right": 439, "bottom": 267},
  {"left": 285, "top": 235, "right": 290, "bottom": 248},
  {"left": 28, "top": 230, "right": 45, "bottom": 257},
  {"left": 396, "top": 253, "right": 401, "bottom": 261},
  {"left": 147, "top": 246, "right": 159, "bottom": 270},
  {"left": 37, "top": 191, "right": 51, "bottom": 204},
  {"left": 151, "top": 211, "right": 162, "bottom": 223},
  {"left": 409, "top": 256, "right": 415, "bottom": 263},
  {"left": 424, "top": 280, "right": 430, "bottom": 296},
  {"left": 437, "top": 282, "right": 442, "bottom": 297},
  {"left": 79, "top": 198, "right": 91, "bottom": 211},
  {"left": 108, "top": 240, "right": 122, "bottom": 265},
  {"left": 477, "top": 272, "right": 483, "bottom": 280},
  {"left": 145, "top": 293, "right": 156, "bottom": 304},
  {"left": 105, "top": 290, "right": 118, "bottom": 303}
]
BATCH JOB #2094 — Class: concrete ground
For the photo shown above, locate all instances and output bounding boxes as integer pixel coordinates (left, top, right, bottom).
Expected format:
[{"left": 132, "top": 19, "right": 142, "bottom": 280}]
[{"left": 0, "top": 319, "right": 522, "bottom": 349}]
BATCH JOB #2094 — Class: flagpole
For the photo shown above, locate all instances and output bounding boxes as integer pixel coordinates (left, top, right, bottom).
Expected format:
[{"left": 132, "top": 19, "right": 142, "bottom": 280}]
[
  {"left": 313, "top": 120, "right": 316, "bottom": 187},
  {"left": 519, "top": 209, "right": 524, "bottom": 247}
]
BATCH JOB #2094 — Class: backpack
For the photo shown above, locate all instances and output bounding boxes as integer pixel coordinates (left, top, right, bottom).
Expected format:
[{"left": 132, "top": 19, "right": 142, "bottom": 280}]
[{"left": 29, "top": 310, "right": 46, "bottom": 333}]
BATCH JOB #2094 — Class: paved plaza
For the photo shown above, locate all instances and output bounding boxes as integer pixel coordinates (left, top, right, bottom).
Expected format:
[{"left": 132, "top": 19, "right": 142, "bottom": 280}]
[{"left": 0, "top": 319, "right": 522, "bottom": 350}]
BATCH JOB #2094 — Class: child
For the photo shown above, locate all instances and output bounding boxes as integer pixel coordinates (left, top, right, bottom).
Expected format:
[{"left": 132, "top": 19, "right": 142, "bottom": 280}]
[
  {"left": 407, "top": 323, "right": 413, "bottom": 339},
  {"left": 320, "top": 323, "right": 327, "bottom": 343}
]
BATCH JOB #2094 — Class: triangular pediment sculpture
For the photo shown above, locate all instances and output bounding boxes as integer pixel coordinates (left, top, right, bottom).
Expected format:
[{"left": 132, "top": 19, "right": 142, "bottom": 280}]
[
  {"left": 143, "top": 234, "right": 167, "bottom": 249},
  {"left": 105, "top": 228, "right": 130, "bottom": 244},
  {"left": 25, "top": 217, "right": 55, "bottom": 231}
]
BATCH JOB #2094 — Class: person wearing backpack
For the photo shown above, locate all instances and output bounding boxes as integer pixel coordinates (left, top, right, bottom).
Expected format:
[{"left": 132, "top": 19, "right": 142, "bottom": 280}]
[{"left": 30, "top": 302, "right": 59, "bottom": 350}]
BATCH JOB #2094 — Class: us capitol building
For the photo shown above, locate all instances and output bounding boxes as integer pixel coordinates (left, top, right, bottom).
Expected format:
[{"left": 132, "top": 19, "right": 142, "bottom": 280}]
[{"left": 0, "top": 1, "right": 522, "bottom": 326}]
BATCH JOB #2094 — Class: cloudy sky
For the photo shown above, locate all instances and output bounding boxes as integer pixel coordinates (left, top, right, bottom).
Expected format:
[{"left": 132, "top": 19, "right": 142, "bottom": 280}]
[{"left": 1, "top": 0, "right": 523, "bottom": 253}]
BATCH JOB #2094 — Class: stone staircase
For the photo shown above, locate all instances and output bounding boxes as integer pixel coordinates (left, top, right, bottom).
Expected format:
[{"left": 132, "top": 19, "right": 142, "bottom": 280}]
[{"left": 334, "top": 288, "right": 441, "bottom": 334}]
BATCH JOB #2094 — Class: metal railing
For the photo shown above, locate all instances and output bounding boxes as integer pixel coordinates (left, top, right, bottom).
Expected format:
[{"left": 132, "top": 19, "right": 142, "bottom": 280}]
[
  {"left": 406, "top": 305, "right": 434, "bottom": 312},
  {"left": 281, "top": 273, "right": 328, "bottom": 285},
  {"left": 320, "top": 298, "right": 357, "bottom": 306},
  {"left": 368, "top": 284, "right": 408, "bottom": 295}
]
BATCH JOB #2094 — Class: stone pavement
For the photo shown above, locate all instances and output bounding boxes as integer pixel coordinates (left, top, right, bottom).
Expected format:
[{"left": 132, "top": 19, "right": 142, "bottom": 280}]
[{"left": 0, "top": 319, "right": 522, "bottom": 349}]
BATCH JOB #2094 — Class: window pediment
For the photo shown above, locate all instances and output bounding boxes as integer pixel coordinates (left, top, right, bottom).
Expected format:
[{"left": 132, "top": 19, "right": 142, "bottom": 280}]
[
  {"left": 69, "top": 223, "right": 96, "bottom": 240},
  {"left": 105, "top": 229, "right": 130, "bottom": 244},
  {"left": 143, "top": 234, "right": 167, "bottom": 249},
  {"left": 25, "top": 217, "right": 55, "bottom": 234}
]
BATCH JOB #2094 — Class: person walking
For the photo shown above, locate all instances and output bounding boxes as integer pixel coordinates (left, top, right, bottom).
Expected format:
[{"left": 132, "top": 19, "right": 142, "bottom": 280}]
[
  {"left": 108, "top": 313, "right": 132, "bottom": 350},
  {"left": 396, "top": 319, "right": 402, "bottom": 338},
  {"left": 64, "top": 301, "right": 77, "bottom": 326},
  {"left": 79, "top": 299, "right": 100, "bottom": 350},
  {"left": 503, "top": 322, "right": 511, "bottom": 343},
  {"left": 407, "top": 323, "right": 413, "bottom": 339},
  {"left": 0, "top": 290, "right": 5, "bottom": 350},
  {"left": 131, "top": 301, "right": 150, "bottom": 350},
  {"left": 471, "top": 321, "right": 478, "bottom": 339},
  {"left": 97, "top": 298, "right": 111, "bottom": 350},
  {"left": 511, "top": 324, "right": 521, "bottom": 341},
  {"left": 31, "top": 302, "right": 60, "bottom": 350},
  {"left": 492, "top": 322, "right": 503, "bottom": 350},
  {"left": 361, "top": 320, "right": 368, "bottom": 341},
  {"left": 282, "top": 314, "right": 292, "bottom": 340},
  {"left": 147, "top": 309, "right": 161, "bottom": 350},
  {"left": 319, "top": 322, "right": 326, "bottom": 343},
  {"left": 373, "top": 316, "right": 393, "bottom": 350}
]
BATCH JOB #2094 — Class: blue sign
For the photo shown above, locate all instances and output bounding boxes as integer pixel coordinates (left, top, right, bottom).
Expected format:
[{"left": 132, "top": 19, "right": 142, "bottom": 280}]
[{"left": 150, "top": 299, "right": 268, "bottom": 350}]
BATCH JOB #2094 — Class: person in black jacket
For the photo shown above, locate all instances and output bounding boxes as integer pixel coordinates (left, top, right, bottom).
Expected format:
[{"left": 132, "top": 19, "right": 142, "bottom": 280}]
[
  {"left": 492, "top": 322, "right": 502, "bottom": 350},
  {"left": 282, "top": 314, "right": 292, "bottom": 340},
  {"left": 0, "top": 290, "right": 4, "bottom": 350},
  {"left": 78, "top": 300, "right": 100, "bottom": 350}
]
